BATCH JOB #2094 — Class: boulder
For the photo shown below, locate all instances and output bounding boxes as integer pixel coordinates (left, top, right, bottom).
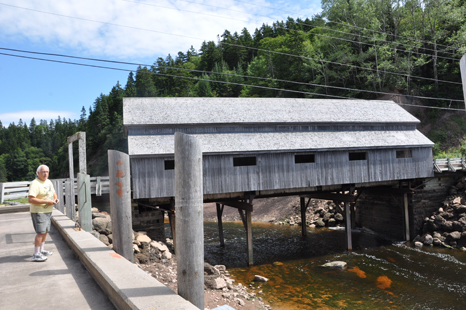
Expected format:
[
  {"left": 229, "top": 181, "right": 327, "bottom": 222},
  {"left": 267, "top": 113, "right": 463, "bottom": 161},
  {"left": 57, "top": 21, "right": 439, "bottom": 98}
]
[
  {"left": 254, "top": 275, "right": 269, "bottom": 282},
  {"left": 433, "top": 238, "right": 442, "bottom": 246},
  {"left": 414, "top": 241, "right": 423, "bottom": 248},
  {"left": 92, "top": 217, "right": 110, "bottom": 233},
  {"left": 449, "top": 231, "right": 462, "bottom": 240},
  {"left": 453, "top": 197, "right": 462, "bottom": 205},
  {"left": 136, "top": 233, "right": 152, "bottom": 244},
  {"left": 422, "top": 234, "right": 433, "bottom": 245},
  {"left": 334, "top": 213, "right": 344, "bottom": 221},
  {"left": 316, "top": 219, "right": 325, "bottom": 227},
  {"left": 204, "top": 262, "right": 220, "bottom": 277},
  {"left": 320, "top": 261, "right": 347, "bottom": 270},
  {"left": 99, "top": 234, "right": 110, "bottom": 246},
  {"left": 328, "top": 218, "right": 336, "bottom": 227},
  {"left": 150, "top": 241, "right": 169, "bottom": 253},
  {"left": 457, "top": 205, "right": 466, "bottom": 214}
]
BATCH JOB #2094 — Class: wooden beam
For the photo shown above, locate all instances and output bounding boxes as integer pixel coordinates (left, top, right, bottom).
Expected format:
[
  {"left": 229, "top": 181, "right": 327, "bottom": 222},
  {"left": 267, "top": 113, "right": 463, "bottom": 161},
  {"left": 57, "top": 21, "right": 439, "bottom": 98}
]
[
  {"left": 404, "top": 193, "right": 410, "bottom": 241},
  {"left": 345, "top": 202, "right": 352, "bottom": 251},
  {"left": 300, "top": 192, "right": 356, "bottom": 203},
  {"left": 217, "top": 200, "right": 253, "bottom": 212},
  {"left": 168, "top": 211, "right": 176, "bottom": 251},
  {"left": 246, "top": 209, "right": 253, "bottom": 266},
  {"left": 216, "top": 203, "right": 225, "bottom": 247}
]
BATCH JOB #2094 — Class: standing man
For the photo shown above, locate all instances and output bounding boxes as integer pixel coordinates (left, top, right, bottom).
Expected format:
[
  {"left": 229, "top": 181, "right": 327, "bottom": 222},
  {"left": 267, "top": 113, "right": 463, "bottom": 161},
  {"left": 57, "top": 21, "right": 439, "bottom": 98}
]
[{"left": 28, "top": 165, "right": 59, "bottom": 262}]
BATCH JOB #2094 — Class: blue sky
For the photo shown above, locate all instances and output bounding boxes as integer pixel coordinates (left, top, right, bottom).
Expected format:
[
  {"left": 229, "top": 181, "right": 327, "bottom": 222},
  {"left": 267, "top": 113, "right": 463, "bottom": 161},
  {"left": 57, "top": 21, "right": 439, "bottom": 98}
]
[{"left": 0, "top": 0, "right": 322, "bottom": 127}]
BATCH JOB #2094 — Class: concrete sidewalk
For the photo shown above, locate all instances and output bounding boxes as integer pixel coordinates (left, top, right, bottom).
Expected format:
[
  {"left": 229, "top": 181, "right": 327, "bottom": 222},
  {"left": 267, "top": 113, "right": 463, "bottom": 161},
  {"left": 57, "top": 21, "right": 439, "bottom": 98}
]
[{"left": 0, "top": 211, "right": 116, "bottom": 310}]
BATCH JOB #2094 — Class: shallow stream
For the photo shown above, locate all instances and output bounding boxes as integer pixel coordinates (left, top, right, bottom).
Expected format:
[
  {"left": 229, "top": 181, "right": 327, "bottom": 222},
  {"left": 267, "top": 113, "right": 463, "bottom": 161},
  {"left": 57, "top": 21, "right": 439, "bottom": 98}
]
[{"left": 198, "top": 221, "right": 466, "bottom": 310}]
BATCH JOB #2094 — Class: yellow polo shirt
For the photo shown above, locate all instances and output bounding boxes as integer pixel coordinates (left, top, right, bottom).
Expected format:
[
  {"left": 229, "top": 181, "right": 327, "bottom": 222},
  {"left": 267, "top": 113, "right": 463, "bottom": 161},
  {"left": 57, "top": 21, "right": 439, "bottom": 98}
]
[{"left": 28, "top": 178, "right": 55, "bottom": 213}]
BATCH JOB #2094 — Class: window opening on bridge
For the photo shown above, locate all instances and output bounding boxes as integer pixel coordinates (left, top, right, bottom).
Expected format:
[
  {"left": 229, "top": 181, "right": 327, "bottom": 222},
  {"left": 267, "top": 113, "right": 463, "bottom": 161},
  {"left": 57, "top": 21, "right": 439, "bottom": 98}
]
[
  {"left": 295, "top": 154, "right": 315, "bottom": 164},
  {"left": 164, "top": 160, "right": 175, "bottom": 170},
  {"left": 349, "top": 152, "right": 367, "bottom": 161},
  {"left": 233, "top": 157, "right": 257, "bottom": 167},
  {"left": 396, "top": 150, "right": 412, "bottom": 158}
]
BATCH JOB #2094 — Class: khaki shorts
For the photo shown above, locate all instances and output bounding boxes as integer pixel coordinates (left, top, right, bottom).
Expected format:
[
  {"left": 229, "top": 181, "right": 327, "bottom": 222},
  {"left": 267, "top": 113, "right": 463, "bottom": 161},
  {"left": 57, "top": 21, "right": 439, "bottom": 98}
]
[{"left": 31, "top": 212, "right": 52, "bottom": 234}]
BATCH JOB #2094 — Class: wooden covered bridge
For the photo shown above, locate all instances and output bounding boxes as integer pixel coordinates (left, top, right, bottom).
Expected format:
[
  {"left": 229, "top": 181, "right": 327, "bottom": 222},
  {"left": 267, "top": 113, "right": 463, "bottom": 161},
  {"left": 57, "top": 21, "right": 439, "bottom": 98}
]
[{"left": 123, "top": 97, "right": 435, "bottom": 265}]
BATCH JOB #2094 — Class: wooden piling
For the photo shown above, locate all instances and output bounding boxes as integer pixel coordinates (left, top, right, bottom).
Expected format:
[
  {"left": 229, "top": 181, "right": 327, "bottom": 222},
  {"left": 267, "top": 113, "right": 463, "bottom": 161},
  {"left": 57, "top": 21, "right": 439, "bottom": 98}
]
[
  {"left": 404, "top": 193, "right": 410, "bottom": 241},
  {"left": 77, "top": 172, "right": 92, "bottom": 232},
  {"left": 300, "top": 197, "right": 307, "bottom": 238},
  {"left": 216, "top": 203, "right": 225, "bottom": 247},
  {"left": 345, "top": 202, "right": 352, "bottom": 251},
  {"left": 108, "top": 150, "right": 134, "bottom": 263},
  {"left": 174, "top": 132, "right": 204, "bottom": 309}
]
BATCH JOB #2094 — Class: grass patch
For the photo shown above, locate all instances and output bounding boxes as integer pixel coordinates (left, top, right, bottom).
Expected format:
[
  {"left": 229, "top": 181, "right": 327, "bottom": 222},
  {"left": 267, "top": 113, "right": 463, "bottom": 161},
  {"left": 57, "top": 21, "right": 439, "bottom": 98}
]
[{"left": 4, "top": 197, "right": 29, "bottom": 204}]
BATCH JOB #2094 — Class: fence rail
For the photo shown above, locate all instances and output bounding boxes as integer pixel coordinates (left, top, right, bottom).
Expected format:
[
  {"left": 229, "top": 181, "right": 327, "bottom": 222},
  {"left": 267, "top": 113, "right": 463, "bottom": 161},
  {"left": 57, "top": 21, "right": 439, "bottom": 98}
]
[
  {"left": 433, "top": 158, "right": 466, "bottom": 173},
  {"left": 0, "top": 176, "right": 110, "bottom": 203}
]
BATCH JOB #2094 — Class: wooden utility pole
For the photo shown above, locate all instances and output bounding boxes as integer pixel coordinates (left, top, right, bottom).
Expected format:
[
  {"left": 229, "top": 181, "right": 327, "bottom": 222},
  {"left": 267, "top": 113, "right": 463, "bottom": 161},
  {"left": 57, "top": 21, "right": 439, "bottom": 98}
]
[
  {"left": 108, "top": 150, "right": 134, "bottom": 263},
  {"left": 174, "top": 132, "right": 204, "bottom": 309}
]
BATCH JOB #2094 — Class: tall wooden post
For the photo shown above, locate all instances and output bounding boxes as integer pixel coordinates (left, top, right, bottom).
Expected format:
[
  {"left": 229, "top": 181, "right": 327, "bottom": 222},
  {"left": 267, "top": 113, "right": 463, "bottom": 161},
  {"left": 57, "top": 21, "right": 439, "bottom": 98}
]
[
  {"left": 68, "top": 143, "right": 76, "bottom": 220},
  {"left": 65, "top": 180, "right": 75, "bottom": 220},
  {"left": 246, "top": 209, "right": 253, "bottom": 266},
  {"left": 216, "top": 203, "right": 225, "bottom": 247},
  {"left": 77, "top": 173, "right": 92, "bottom": 232},
  {"left": 175, "top": 132, "right": 204, "bottom": 309},
  {"left": 108, "top": 150, "right": 133, "bottom": 263},
  {"left": 404, "top": 193, "right": 410, "bottom": 241},
  {"left": 55, "top": 180, "right": 64, "bottom": 213},
  {"left": 345, "top": 202, "right": 352, "bottom": 251},
  {"left": 300, "top": 197, "right": 307, "bottom": 238}
]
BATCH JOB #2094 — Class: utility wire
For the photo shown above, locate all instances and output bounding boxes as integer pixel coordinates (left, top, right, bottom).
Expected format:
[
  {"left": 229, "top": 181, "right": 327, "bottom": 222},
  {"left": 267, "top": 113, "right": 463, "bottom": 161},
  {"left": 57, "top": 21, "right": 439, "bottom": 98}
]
[
  {"left": 1, "top": 48, "right": 464, "bottom": 104},
  {"left": 2, "top": 1, "right": 461, "bottom": 86},
  {"left": 154, "top": 0, "right": 458, "bottom": 57},
  {"left": 221, "top": 42, "right": 462, "bottom": 86},
  {"left": 122, "top": 0, "right": 459, "bottom": 60},
  {"left": 0, "top": 51, "right": 348, "bottom": 99},
  {"left": 230, "top": 0, "right": 458, "bottom": 52},
  {"left": 2, "top": 0, "right": 459, "bottom": 66}
]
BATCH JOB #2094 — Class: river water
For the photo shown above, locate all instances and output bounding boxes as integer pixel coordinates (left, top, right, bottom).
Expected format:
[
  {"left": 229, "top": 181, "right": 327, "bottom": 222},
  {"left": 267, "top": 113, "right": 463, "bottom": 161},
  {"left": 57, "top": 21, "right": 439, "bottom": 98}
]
[{"left": 196, "top": 221, "right": 466, "bottom": 310}]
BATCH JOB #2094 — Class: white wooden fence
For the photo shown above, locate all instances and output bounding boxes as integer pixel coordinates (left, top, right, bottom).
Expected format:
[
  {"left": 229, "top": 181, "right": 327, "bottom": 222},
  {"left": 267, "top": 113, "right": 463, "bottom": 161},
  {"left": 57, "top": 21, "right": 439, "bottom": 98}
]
[{"left": 0, "top": 176, "right": 110, "bottom": 204}]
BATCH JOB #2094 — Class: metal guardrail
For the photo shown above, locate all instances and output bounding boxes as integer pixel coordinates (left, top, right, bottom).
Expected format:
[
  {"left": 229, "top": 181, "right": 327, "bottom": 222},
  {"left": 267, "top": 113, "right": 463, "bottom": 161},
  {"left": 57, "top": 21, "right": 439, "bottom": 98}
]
[{"left": 0, "top": 176, "right": 110, "bottom": 203}]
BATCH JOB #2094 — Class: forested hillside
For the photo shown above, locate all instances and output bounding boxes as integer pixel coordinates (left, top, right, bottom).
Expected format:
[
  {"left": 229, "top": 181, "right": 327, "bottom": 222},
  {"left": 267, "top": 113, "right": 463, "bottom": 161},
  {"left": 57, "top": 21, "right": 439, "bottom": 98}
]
[{"left": 1, "top": 0, "right": 466, "bottom": 182}]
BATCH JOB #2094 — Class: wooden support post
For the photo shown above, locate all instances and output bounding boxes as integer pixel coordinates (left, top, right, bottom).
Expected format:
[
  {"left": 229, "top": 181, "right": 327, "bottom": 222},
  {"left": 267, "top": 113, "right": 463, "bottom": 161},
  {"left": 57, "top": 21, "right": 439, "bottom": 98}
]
[
  {"left": 96, "top": 176, "right": 102, "bottom": 196},
  {"left": 168, "top": 211, "right": 176, "bottom": 251},
  {"left": 345, "top": 202, "right": 352, "bottom": 251},
  {"left": 246, "top": 209, "right": 253, "bottom": 266},
  {"left": 174, "top": 132, "right": 204, "bottom": 309},
  {"left": 300, "top": 197, "right": 309, "bottom": 238},
  {"left": 404, "top": 193, "right": 410, "bottom": 241},
  {"left": 350, "top": 203, "right": 356, "bottom": 229},
  {"left": 65, "top": 180, "right": 75, "bottom": 220},
  {"left": 68, "top": 144, "right": 76, "bottom": 221},
  {"left": 78, "top": 132, "right": 87, "bottom": 174},
  {"left": 108, "top": 150, "right": 134, "bottom": 263},
  {"left": 55, "top": 180, "right": 64, "bottom": 213},
  {"left": 77, "top": 173, "right": 92, "bottom": 232},
  {"left": 216, "top": 203, "right": 225, "bottom": 247}
]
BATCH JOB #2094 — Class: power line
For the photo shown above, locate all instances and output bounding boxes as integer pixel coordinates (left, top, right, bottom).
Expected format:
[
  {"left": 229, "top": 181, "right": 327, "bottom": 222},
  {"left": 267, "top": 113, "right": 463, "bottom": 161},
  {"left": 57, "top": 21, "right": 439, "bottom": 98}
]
[
  {"left": 164, "top": 0, "right": 459, "bottom": 57},
  {"left": 122, "top": 0, "right": 459, "bottom": 60},
  {"left": 3, "top": 0, "right": 460, "bottom": 87},
  {"left": 1, "top": 50, "right": 464, "bottom": 111},
  {"left": 1, "top": 47, "right": 464, "bottom": 105},
  {"left": 231, "top": 0, "right": 458, "bottom": 52},
  {"left": 221, "top": 42, "right": 462, "bottom": 86}
]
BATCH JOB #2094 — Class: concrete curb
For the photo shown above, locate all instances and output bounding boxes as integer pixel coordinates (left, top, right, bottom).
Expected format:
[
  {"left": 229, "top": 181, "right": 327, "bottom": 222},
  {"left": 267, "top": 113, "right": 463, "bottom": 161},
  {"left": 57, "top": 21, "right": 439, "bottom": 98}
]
[{"left": 51, "top": 209, "right": 199, "bottom": 310}]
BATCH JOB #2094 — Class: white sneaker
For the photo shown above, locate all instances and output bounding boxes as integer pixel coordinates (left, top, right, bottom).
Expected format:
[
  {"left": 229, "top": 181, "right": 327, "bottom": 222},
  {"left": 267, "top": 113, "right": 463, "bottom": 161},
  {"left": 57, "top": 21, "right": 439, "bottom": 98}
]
[
  {"left": 41, "top": 250, "right": 53, "bottom": 256},
  {"left": 32, "top": 253, "right": 48, "bottom": 262}
]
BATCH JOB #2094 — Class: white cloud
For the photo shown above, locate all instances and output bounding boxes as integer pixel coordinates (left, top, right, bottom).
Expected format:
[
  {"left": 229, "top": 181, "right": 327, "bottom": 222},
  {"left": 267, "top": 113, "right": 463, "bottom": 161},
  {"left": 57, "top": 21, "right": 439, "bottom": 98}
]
[
  {"left": 0, "top": 111, "right": 79, "bottom": 127},
  {"left": 0, "top": 0, "right": 321, "bottom": 59}
]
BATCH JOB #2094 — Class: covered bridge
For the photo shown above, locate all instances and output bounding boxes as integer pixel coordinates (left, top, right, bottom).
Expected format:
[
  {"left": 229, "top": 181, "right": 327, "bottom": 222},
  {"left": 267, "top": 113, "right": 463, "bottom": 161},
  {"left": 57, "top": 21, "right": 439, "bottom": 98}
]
[
  {"left": 124, "top": 97, "right": 434, "bottom": 202},
  {"left": 123, "top": 97, "right": 434, "bottom": 264}
]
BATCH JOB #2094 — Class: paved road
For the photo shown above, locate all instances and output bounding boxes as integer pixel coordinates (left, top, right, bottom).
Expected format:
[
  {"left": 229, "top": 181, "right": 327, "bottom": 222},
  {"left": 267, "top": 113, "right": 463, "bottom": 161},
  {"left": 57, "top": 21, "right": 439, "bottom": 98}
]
[{"left": 0, "top": 211, "right": 116, "bottom": 310}]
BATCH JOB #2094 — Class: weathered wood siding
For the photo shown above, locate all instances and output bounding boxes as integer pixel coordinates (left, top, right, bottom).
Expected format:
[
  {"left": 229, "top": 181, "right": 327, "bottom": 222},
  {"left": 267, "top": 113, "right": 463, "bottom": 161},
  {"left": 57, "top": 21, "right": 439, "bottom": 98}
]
[{"left": 131, "top": 147, "right": 433, "bottom": 199}]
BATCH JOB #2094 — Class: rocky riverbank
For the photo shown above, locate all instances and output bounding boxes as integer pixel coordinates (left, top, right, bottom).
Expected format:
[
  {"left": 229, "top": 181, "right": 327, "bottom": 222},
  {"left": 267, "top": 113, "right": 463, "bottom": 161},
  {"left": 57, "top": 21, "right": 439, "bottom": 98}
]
[
  {"left": 90, "top": 209, "right": 271, "bottom": 310},
  {"left": 416, "top": 177, "right": 466, "bottom": 251}
]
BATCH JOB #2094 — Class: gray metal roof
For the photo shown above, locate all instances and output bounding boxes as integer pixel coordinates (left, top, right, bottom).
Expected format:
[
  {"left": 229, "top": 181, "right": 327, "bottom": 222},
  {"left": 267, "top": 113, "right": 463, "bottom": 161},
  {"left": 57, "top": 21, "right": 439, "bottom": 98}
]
[
  {"left": 123, "top": 97, "right": 420, "bottom": 126},
  {"left": 128, "top": 130, "right": 433, "bottom": 156}
]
